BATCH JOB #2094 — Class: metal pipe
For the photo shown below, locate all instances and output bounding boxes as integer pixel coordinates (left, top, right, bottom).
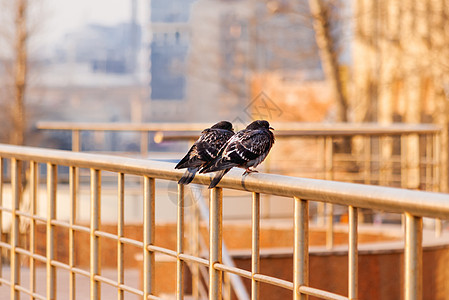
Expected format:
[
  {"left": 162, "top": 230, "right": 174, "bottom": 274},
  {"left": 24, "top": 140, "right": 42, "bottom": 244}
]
[
  {"left": 0, "top": 158, "right": 2, "bottom": 286},
  {"left": 177, "top": 184, "right": 185, "bottom": 300},
  {"left": 72, "top": 130, "right": 80, "bottom": 152},
  {"left": 326, "top": 204, "right": 334, "bottom": 250},
  {"left": 294, "top": 197, "right": 309, "bottom": 300},
  {"left": 325, "top": 137, "right": 334, "bottom": 249},
  {"left": 190, "top": 196, "right": 200, "bottom": 300},
  {"left": 404, "top": 213, "right": 423, "bottom": 300},
  {"left": 348, "top": 206, "right": 358, "bottom": 299},
  {"left": 11, "top": 159, "right": 21, "bottom": 300},
  {"left": 30, "top": 162, "right": 38, "bottom": 300},
  {"left": 117, "top": 173, "right": 125, "bottom": 300},
  {"left": 69, "top": 166, "right": 77, "bottom": 300},
  {"left": 0, "top": 144, "right": 448, "bottom": 219},
  {"left": 36, "top": 121, "right": 441, "bottom": 135},
  {"left": 209, "top": 187, "right": 223, "bottom": 300},
  {"left": 47, "top": 163, "right": 57, "bottom": 300},
  {"left": 143, "top": 176, "right": 155, "bottom": 299},
  {"left": 90, "top": 169, "right": 101, "bottom": 300},
  {"left": 141, "top": 131, "right": 149, "bottom": 157},
  {"left": 251, "top": 192, "right": 260, "bottom": 300}
]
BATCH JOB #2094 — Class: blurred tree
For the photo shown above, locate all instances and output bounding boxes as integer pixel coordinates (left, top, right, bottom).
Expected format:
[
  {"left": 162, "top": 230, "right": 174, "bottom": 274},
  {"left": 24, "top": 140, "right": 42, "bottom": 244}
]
[
  {"left": 352, "top": 0, "right": 449, "bottom": 190},
  {"left": 12, "top": 0, "right": 27, "bottom": 146},
  {"left": 308, "top": 0, "right": 348, "bottom": 122},
  {"left": 0, "top": 0, "right": 29, "bottom": 145}
]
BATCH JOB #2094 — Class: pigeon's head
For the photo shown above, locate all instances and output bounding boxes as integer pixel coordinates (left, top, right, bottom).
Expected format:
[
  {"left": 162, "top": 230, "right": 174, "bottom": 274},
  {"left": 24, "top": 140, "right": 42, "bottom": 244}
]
[
  {"left": 246, "top": 120, "right": 274, "bottom": 131},
  {"left": 211, "top": 121, "right": 234, "bottom": 132}
]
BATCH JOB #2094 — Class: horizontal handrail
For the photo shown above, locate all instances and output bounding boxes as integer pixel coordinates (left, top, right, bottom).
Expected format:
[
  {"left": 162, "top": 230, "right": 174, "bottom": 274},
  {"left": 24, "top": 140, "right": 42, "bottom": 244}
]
[
  {"left": 0, "top": 143, "right": 448, "bottom": 219},
  {"left": 36, "top": 121, "right": 441, "bottom": 135}
]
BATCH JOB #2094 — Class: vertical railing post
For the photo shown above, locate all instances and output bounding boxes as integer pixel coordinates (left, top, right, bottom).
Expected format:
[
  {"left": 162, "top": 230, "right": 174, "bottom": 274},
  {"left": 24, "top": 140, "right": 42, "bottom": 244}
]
[
  {"left": 0, "top": 158, "right": 3, "bottom": 286},
  {"left": 294, "top": 197, "right": 309, "bottom": 300},
  {"left": 143, "top": 176, "right": 155, "bottom": 299},
  {"left": 325, "top": 137, "right": 334, "bottom": 249},
  {"left": 72, "top": 129, "right": 80, "bottom": 222},
  {"left": 11, "top": 159, "right": 21, "bottom": 300},
  {"left": 90, "top": 169, "right": 101, "bottom": 300},
  {"left": 191, "top": 193, "right": 200, "bottom": 300},
  {"left": 30, "top": 162, "right": 38, "bottom": 300},
  {"left": 364, "top": 136, "right": 372, "bottom": 185},
  {"left": 177, "top": 184, "right": 185, "bottom": 300},
  {"left": 69, "top": 166, "right": 77, "bottom": 300},
  {"left": 348, "top": 206, "right": 358, "bottom": 300},
  {"left": 251, "top": 192, "right": 260, "bottom": 300},
  {"left": 72, "top": 130, "right": 81, "bottom": 152},
  {"left": 209, "top": 187, "right": 223, "bottom": 300},
  {"left": 404, "top": 213, "right": 423, "bottom": 300},
  {"left": 141, "top": 131, "right": 149, "bottom": 157},
  {"left": 47, "top": 163, "right": 57, "bottom": 300},
  {"left": 117, "top": 173, "right": 125, "bottom": 300}
]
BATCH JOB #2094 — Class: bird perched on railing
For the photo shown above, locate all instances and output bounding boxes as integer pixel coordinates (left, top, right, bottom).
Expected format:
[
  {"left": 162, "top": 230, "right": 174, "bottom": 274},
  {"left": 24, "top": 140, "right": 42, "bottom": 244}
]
[
  {"left": 200, "top": 120, "right": 275, "bottom": 189},
  {"left": 175, "top": 121, "right": 234, "bottom": 185}
]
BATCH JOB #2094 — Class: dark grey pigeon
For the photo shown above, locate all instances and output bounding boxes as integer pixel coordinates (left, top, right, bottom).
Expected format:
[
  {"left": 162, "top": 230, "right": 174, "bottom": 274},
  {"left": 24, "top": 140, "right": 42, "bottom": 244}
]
[
  {"left": 175, "top": 121, "right": 234, "bottom": 185},
  {"left": 200, "top": 120, "right": 275, "bottom": 189}
]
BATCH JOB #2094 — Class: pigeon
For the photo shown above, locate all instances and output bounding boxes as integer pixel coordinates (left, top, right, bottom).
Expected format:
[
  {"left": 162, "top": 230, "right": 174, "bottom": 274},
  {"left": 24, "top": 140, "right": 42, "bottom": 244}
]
[
  {"left": 200, "top": 120, "right": 275, "bottom": 189},
  {"left": 175, "top": 121, "right": 234, "bottom": 185}
]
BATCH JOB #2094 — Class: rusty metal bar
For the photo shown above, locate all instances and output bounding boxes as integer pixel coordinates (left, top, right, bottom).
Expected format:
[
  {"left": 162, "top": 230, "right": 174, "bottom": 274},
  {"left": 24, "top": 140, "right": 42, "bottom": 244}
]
[
  {"left": 117, "top": 173, "right": 125, "bottom": 300},
  {"left": 11, "top": 159, "right": 21, "bottom": 300},
  {"left": 177, "top": 184, "right": 185, "bottom": 300},
  {"left": 251, "top": 192, "right": 261, "bottom": 300},
  {"left": 30, "top": 162, "right": 38, "bottom": 300},
  {"left": 47, "top": 163, "right": 57, "bottom": 300},
  {"left": 90, "top": 169, "right": 101, "bottom": 300},
  {"left": 404, "top": 213, "right": 423, "bottom": 300},
  {"left": 348, "top": 206, "right": 358, "bottom": 300},
  {"left": 143, "top": 176, "right": 156, "bottom": 299},
  {"left": 294, "top": 197, "right": 309, "bottom": 300},
  {"left": 209, "top": 187, "right": 223, "bottom": 300}
]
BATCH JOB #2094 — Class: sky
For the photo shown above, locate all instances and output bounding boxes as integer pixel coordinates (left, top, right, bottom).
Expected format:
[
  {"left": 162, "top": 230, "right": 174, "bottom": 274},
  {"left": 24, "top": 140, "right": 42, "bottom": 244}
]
[{"left": 42, "top": 0, "right": 147, "bottom": 44}]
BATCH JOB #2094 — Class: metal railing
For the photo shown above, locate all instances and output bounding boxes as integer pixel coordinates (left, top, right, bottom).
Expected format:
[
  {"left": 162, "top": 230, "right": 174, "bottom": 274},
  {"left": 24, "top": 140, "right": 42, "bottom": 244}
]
[
  {"left": 36, "top": 121, "right": 445, "bottom": 191},
  {"left": 0, "top": 144, "right": 448, "bottom": 300},
  {"left": 35, "top": 121, "right": 446, "bottom": 247}
]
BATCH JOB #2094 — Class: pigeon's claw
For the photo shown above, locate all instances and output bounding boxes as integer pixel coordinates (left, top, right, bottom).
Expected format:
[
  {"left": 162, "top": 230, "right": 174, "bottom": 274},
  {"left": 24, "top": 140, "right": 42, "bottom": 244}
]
[{"left": 243, "top": 168, "right": 258, "bottom": 176}]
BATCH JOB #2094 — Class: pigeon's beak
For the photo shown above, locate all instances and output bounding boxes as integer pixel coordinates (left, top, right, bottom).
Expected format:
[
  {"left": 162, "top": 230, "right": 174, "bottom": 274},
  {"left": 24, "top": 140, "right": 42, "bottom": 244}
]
[{"left": 269, "top": 126, "right": 274, "bottom": 130}]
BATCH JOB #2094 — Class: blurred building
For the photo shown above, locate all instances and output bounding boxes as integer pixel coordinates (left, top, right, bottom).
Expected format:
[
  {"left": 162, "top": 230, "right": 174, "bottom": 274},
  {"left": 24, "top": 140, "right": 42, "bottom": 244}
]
[{"left": 147, "top": 0, "right": 323, "bottom": 123}]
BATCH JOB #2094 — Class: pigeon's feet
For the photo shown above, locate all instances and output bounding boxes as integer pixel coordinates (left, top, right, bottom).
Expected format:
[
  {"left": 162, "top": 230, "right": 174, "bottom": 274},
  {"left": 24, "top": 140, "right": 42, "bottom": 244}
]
[{"left": 243, "top": 168, "right": 258, "bottom": 176}]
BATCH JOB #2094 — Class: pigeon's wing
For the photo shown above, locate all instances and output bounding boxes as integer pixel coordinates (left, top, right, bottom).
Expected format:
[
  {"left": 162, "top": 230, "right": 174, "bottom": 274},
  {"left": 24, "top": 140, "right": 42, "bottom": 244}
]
[
  {"left": 225, "top": 129, "right": 272, "bottom": 165},
  {"left": 176, "top": 128, "right": 233, "bottom": 169},
  {"left": 195, "top": 128, "right": 234, "bottom": 162},
  {"left": 200, "top": 129, "right": 262, "bottom": 172}
]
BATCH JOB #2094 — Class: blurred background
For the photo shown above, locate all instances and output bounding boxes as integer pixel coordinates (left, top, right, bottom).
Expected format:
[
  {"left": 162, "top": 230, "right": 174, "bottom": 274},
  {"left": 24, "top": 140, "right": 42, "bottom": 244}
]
[{"left": 2, "top": 0, "right": 446, "bottom": 149}]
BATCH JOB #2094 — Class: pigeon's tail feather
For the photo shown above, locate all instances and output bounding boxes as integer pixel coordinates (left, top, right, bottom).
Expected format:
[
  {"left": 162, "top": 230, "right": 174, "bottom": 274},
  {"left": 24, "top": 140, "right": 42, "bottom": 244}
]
[
  {"left": 208, "top": 169, "right": 230, "bottom": 189},
  {"left": 200, "top": 158, "right": 235, "bottom": 174},
  {"left": 175, "top": 154, "right": 190, "bottom": 169},
  {"left": 176, "top": 155, "right": 203, "bottom": 169},
  {"left": 178, "top": 168, "right": 198, "bottom": 185}
]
